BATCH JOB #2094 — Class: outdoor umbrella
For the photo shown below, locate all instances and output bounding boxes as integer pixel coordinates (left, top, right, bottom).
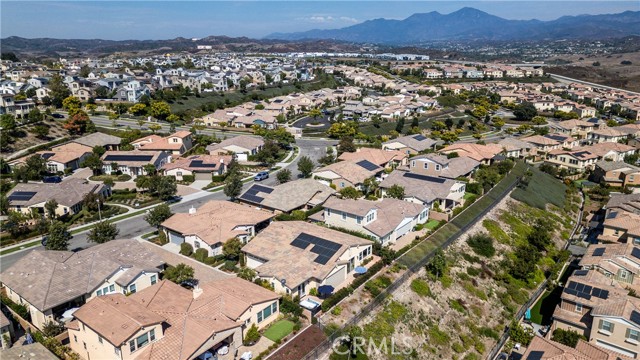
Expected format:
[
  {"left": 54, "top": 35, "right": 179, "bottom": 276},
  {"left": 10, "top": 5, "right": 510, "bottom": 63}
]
[
  {"left": 317, "top": 285, "right": 335, "bottom": 297},
  {"left": 354, "top": 266, "right": 367, "bottom": 275}
]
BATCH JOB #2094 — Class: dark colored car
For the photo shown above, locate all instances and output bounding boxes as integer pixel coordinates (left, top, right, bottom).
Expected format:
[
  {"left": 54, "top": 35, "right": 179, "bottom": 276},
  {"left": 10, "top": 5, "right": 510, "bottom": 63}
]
[
  {"left": 254, "top": 171, "right": 269, "bottom": 181},
  {"left": 51, "top": 113, "right": 65, "bottom": 119},
  {"left": 43, "top": 176, "right": 62, "bottom": 183}
]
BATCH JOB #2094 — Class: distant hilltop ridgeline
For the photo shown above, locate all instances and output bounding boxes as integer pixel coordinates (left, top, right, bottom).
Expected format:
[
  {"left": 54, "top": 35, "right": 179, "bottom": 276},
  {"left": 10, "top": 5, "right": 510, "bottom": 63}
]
[{"left": 266, "top": 7, "right": 640, "bottom": 44}]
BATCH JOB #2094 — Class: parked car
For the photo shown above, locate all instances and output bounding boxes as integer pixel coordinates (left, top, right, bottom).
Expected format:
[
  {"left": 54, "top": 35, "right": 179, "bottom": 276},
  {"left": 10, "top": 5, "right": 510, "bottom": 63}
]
[
  {"left": 51, "top": 113, "right": 65, "bottom": 119},
  {"left": 254, "top": 171, "right": 269, "bottom": 181},
  {"left": 43, "top": 176, "right": 62, "bottom": 183}
]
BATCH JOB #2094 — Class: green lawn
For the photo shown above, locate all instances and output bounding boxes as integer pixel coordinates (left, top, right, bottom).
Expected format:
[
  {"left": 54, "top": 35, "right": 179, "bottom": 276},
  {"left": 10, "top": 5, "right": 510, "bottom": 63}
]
[
  {"left": 511, "top": 167, "right": 567, "bottom": 209},
  {"left": 263, "top": 320, "right": 295, "bottom": 342},
  {"left": 424, "top": 220, "right": 441, "bottom": 230}
]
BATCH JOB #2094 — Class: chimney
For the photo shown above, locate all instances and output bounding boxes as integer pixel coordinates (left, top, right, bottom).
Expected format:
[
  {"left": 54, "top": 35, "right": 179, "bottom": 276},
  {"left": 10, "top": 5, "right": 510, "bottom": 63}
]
[
  {"left": 193, "top": 286, "right": 203, "bottom": 299},
  {"left": 189, "top": 206, "right": 196, "bottom": 215}
]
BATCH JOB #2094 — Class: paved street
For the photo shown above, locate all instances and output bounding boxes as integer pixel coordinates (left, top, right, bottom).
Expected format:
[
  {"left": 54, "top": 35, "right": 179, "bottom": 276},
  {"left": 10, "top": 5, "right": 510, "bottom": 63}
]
[{"left": 0, "top": 136, "right": 335, "bottom": 270}]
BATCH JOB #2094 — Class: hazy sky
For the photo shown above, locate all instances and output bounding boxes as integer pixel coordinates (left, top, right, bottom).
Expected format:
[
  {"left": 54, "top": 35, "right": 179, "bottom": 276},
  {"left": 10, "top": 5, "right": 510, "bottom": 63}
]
[{"left": 2, "top": 1, "right": 638, "bottom": 40}]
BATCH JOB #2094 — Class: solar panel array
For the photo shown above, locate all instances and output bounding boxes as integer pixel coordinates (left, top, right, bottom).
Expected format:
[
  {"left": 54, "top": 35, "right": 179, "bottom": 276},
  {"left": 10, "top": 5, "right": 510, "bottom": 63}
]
[
  {"left": 8, "top": 191, "right": 37, "bottom": 202},
  {"left": 189, "top": 160, "right": 218, "bottom": 168},
  {"left": 564, "top": 281, "right": 609, "bottom": 300},
  {"left": 403, "top": 172, "right": 447, "bottom": 183},
  {"left": 104, "top": 154, "right": 154, "bottom": 162},
  {"left": 356, "top": 160, "right": 379, "bottom": 172},
  {"left": 573, "top": 270, "right": 589, "bottom": 276},
  {"left": 239, "top": 184, "right": 274, "bottom": 204},
  {"left": 413, "top": 134, "right": 427, "bottom": 141},
  {"left": 592, "top": 247, "right": 606, "bottom": 256},
  {"left": 632, "top": 247, "right": 640, "bottom": 260},
  {"left": 290, "top": 232, "right": 341, "bottom": 265},
  {"left": 41, "top": 153, "right": 55, "bottom": 160}
]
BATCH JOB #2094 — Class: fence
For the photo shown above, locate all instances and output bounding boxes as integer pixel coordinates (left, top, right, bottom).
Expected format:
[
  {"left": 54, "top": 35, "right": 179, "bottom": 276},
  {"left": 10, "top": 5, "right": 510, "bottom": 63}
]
[{"left": 299, "top": 162, "right": 528, "bottom": 360}]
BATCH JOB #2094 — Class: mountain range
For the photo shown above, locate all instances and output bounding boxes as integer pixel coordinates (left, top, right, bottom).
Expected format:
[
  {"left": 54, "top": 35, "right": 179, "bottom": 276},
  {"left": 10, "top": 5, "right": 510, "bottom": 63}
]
[{"left": 266, "top": 7, "right": 640, "bottom": 44}]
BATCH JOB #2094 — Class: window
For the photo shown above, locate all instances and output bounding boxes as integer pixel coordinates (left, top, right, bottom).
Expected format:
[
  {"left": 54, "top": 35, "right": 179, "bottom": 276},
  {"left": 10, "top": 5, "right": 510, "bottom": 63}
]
[
  {"left": 628, "top": 329, "right": 640, "bottom": 342},
  {"left": 149, "top": 329, "right": 155, "bottom": 342},
  {"left": 129, "top": 340, "right": 135, "bottom": 353},
  {"left": 423, "top": 163, "right": 428, "bottom": 169},
  {"left": 115, "top": 347, "right": 120, "bottom": 356},
  {"left": 129, "top": 284, "right": 137, "bottom": 293},
  {"left": 194, "top": 241, "right": 200, "bottom": 249},
  {"left": 575, "top": 303, "right": 583, "bottom": 312},
  {"left": 340, "top": 182, "right": 345, "bottom": 188},
  {"left": 109, "top": 284, "right": 115, "bottom": 292},
  {"left": 620, "top": 270, "right": 629, "bottom": 279},
  {"left": 271, "top": 302, "right": 277, "bottom": 314},
  {"left": 327, "top": 208, "right": 331, "bottom": 217},
  {"left": 599, "top": 320, "right": 614, "bottom": 333},
  {"left": 634, "top": 238, "right": 640, "bottom": 246},
  {"left": 257, "top": 312, "right": 263, "bottom": 323},
  {"left": 342, "top": 212, "right": 346, "bottom": 221},
  {"left": 83, "top": 342, "right": 87, "bottom": 350},
  {"left": 435, "top": 164, "right": 441, "bottom": 171},
  {"left": 73, "top": 335, "right": 77, "bottom": 342},
  {"left": 356, "top": 216, "right": 362, "bottom": 224},
  {"left": 98, "top": 336, "right": 103, "bottom": 344},
  {"left": 614, "top": 229, "right": 620, "bottom": 236},
  {"left": 177, "top": 171, "right": 182, "bottom": 177},
  {"left": 631, "top": 175, "right": 636, "bottom": 182},
  {"left": 411, "top": 161, "right": 416, "bottom": 167},
  {"left": 97, "top": 289, "right": 103, "bottom": 296},
  {"left": 151, "top": 275, "right": 157, "bottom": 285},
  {"left": 136, "top": 332, "right": 149, "bottom": 349}
]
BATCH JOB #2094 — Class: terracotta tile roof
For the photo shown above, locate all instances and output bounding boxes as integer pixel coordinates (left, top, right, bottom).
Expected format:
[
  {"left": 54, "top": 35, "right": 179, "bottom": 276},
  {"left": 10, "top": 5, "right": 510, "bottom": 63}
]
[
  {"left": 101, "top": 150, "right": 164, "bottom": 167},
  {"left": 242, "top": 221, "right": 371, "bottom": 288},
  {"left": 0, "top": 240, "right": 164, "bottom": 312},
  {"left": 523, "top": 135, "right": 560, "bottom": 146},
  {"left": 556, "top": 119, "right": 594, "bottom": 130},
  {"left": 581, "top": 142, "right": 635, "bottom": 157},
  {"left": 161, "top": 200, "right": 274, "bottom": 247},
  {"left": 315, "top": 160, "right": 381, "bottom": 185},
  {"left": 7, "top": 178, "right": 106, "bottom": 208},
  {"left": 440, "top": 143, "right": 503, "bottom": 162},
  {"left": 161, "top": 154, "right": 232, "bottom": 173},
  {"left": 338, "top": 148, "right": 407, "bottom": 167},
  {"left": 382, "top": 134, "right": 437, "bottom": 152},
  {"left": 522, "top": 336, "right": 629, "bottom": 360},
  {"left": 239, "top": 178, "right": 335, "bottom": 212},
  {"left": 606, "top": 193, "right": 640, "bottom": 215},
  {"left": 379, "top": 169, "right": 460, "bottom": 204},
  {"left": 140, "top": 242, "right": 231, "bottom": 283},
  {"left": 206, "top": 135, "right": 264, "bottom": 153},
  {"left": 72, "top": 132, "right": 122, "bottom": 148}
]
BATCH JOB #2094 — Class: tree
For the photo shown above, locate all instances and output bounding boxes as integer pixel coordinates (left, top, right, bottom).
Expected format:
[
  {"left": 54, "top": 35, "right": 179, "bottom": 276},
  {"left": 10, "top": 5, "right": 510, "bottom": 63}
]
[
  {"left": 83, "top": 192, "right": 103, "bottom": 212},
  {"left": 128, "top": 103, "right": 147, "bottom": 116},
  {"left": 277, "top": 169, "right": 291, "bottom": 184},
  {"left": 87, "top": 221, "right": 119, "bottom": 244},
  {"left": 319, "top": 146, "right": 335, "bottom": 165},
  {"left": 92, "top": 145, "right": 106, "bottom": 157},
  {"left": 30, "top": 124, "right": 50, "bottom": 139},
  {"left": 81, "top": 153, "right": 103, "bottom": 175},
  {"left": 362, "top": 176, "right": 379, "bottom": 197},
  {"left": 44, "top": 199, "right": 59, "bottom": 219},
  {"left": 254, "top": 140, "right": 280, "bottom": 167},
  {"left": 513, "top": 102, "right": 537, "bottom": 121},
  {"left": 297, "top": 156, "right": 314, "bottom": 178},
  {"left": 155, "top": 176, "right": 177, "bottom": 200},
  {"left": 509, "top": 321, "right": 534, "bottom": 346},
  {"left": 149, "top": 123, "right": 162, "bottom": 133},
  {"left": 327, "top": 121, "right": 358, "bottom": 139},
  {"left": 0, "top": 194, "right": 8, "bottom": 215},
  {"left": 244, "top": 324, "right": 261, "bottom": 345},
  {"left": 164, "top": 263, "right": 195, "bottom": 284},
  {"left": 46, "top": 221, "right": 71, "bottom": 250},
  {"left": 144, "top": 203, "right": 173, "bottom": 228},
  {"left": 532, "top": 116, "right": 548, "bottom": 125},
  {"left": 307, "top": 108, "right": 322, "bottom": 120},
  {"left": 95, "top": 86, "right": 109, "bottom": 99},
  {"left": 62, "top": 96, "right": 82, "bottom": 114},
  {"left": 440, "top": 131, "right": 459, "bottom": 144},
  {"left": 339, "top": 187, "right": 361, "bottom": 199},
  {"left": 395, "top": 118, "right": 405, "bottom": 133},
  {"left": 509, "top": 245, "right": 540, "bottom": 280},
  {"left": 528, "top": 219, "right": 552, "bottom": 251},
  {"left": 223, "top": 237, "right": 243, "bottom": 261},
  {"left": 63, "top": 111, "right": 92, "bottom": 135},
  {"left": 337, "top": 136, "right": 357, "bottom": 154},
  {"left": 467, "top": 232, "right": 495, "bottom": 257},
  {"left": 150, "top": 101, "right": 171, "bottom": 121},
  {"left": 223, "top": 174, "right": 243, "bottom": 199},
  {"left": 551, "top": 329, "right": 585, "bottom": 348},
  {"left": 386, "top": 184, "right": 405, "bottom": 199},
  {"left": 48, "top": 74, "right": 71, "bottom": 108},
  {"left": 0, "top": 114, "right": 16, "bottom": 131},
  {"left": 28, "top": 108, "right": 44, "bottom": 123},
  {"left": 426, "top": 248, "right": 446, "bottom": 279}
]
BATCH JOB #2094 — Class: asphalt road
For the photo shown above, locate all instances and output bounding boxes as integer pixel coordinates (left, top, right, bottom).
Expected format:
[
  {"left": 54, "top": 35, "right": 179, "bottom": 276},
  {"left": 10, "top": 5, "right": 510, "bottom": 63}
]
[{"left": 0, "top": 137, "right": 335, "bottom": 270}]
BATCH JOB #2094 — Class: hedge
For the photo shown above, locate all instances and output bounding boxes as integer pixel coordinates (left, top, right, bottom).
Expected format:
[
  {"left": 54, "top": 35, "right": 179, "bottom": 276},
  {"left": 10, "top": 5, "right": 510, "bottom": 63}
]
[
  {"left": 1, "top": 294, "right": 30, "bottom": 321},
  {"left": 321, "top": 260, "right": 385, "bottom": 312},
  {"left": 180, "top": 243, "right": 194, "bottom": 256}
]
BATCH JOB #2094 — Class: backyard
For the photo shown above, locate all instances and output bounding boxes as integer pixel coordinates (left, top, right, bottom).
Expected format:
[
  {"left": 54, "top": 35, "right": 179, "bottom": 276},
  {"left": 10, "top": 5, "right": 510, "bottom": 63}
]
[{"left": 263, "top": 320, "right": 295, "bottom": 342}]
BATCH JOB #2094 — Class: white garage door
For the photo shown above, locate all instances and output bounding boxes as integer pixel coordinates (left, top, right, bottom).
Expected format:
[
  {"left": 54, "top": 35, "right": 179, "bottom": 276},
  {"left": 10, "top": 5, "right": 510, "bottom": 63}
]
[
  {"left": 395, "top": 218, "right": 413, "bottom": 239},
  {"left": 194, "top": 172, "right": 211, "bottom": 181},
  {"left": 324, "top": 265, "right": 347, "bottom": 288},
  {"left": 168, "top": 231, "right": 184, "bottom": 245}
]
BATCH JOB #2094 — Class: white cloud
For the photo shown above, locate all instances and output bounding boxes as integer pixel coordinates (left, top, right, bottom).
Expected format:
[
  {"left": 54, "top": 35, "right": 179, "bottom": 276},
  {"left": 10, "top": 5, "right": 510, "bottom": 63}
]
[
  {"left": 300, "top": 15, "right": 359, "bottom": 24},
  {"left": 339, "top": 16, "right": 359, "bottom": 24}
]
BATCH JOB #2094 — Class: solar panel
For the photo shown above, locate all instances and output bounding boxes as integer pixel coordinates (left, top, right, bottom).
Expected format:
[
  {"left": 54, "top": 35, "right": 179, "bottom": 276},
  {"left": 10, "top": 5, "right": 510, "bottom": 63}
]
[
  {"left": 632, "top": 247, "right": 640, "bottom": 260},
  {"left": 564, "top": 288, "right": 578, "bottom": 296},
  {"left": 596, "top": 289, "right": 609, "bottom": 299},
  {"left": 356, "top": 160, "right": 380, "bottom": 171},
  {"left": 290, "top": 238, "right": 309, "bottom": 250},
  {"left": 41, "top": 152, "right": 55, "bottom": 160},
  {"left": 189, "top": 160, "right": 218, "bottom": 168},
  {"left": 573, "top": 270, "right": 588, "bottom": 276},
  {"left": 592, "top": 248, "right": 605, "bottom": 256},
  {"left": 240, "top": 194, "right": 264, "bottom": 204},
  {"left": 289, "top": 232, "right": 341, "bottom": 265},
  {"left": 413, "top": 134, "right": 427, "bottom": 141},
  {"left": 403, "top": 172, "right": 447, "bottom": 184},
  {"left": 103, "top": 154, "right": 154, "bottom": 162},
  {"left": 314, "top": 255, "right": 331, "bottom": 265},
  {"left": 567, "top": 281, "right": 577, "bottom": 290},
  {"left": 7, "top": 191, "right": 37, "bottom": 202},
  {"left": 252, "top": 185, "right": 274, "bottom": 194}
]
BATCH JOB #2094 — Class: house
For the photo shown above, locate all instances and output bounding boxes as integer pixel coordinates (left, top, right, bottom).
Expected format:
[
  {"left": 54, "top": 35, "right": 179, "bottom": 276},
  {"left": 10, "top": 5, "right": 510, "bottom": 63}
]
[
  {"left": 605, "top": 193, "right": 640, "bottom": 216},
  {"left": 0, "top": 312, "right": 13, "bottom": 349},
  {"left": 580, "top": 243, "right": 640, "bottom": 291},
  {"left": 522, "top": 135, "right": 561, "bottom": 156},
  {"left": 6, "top": 178, "right": 110, "bottom": 217},
  {"left": 238, "top": 178, "right": 335, "bottom": 213},
  {"left": 206, "top": 135, "right": 264, "bottom": 161},
  {"left": 555, "top": 119, "right": 596, "bottom": 139},
  {"left": 550, "top": 267, "right": 639, "bottom": 359},
  {"left": 0, "top": 240, "right": 164, "bottom": 330},
  {"left": 546, "top": 148, "right": 599, "bottom": 172},
  {"left": 408, "top": 154, "right": 480, "bottom": 180},
  {"left": 71, "top": 132, "right": 122, "bottom": 150},
  {"left": 321, "top": 197, "right": 428, "bottom": 245},
  {"left": 585, "top": 142, "right": 636, "bottom": 162},
  {"left": 522, "top": 336, "right": 632, "bottom": 360},
  {"left": 313, "top": 160, "right": 382, "bottom": 190},
  {"left": 161, "top": 154, "right": 232, "bottom": 181},
  {"left": 379, "top": 170, "right": 466, "bottom": 214},
  {"left": 68, "top": 277, "right": 280, "bottom": 360},
  {"left": 590, "top": 128, "right": 628, "bottom": 144},
  {"left": 9, "top": 142, "right": 94, "bottom": 173},
  {"left": 161, "top": 200, "right": 274, "bottom": 257},
  {"left": 439, "top": 143, "right": 503, "bottom": 165},
  {"left": 131, "top": 131, "right": 193, "bottom": 155},
  {"left": 498, "top": 138, "right": 534, "bottom": 158},
  {"left": 382, "top": 134, "right": 437, "bottom": 155},
  {"left": 242, "top": 221, "right": 373, "bottom": 297},
  {"left": 1, "top": 343, "right": 59, "bottom": 359},
  {"left": 599, "top": 210, "right": 640, "bottom": 243},
  {"left": 337, "top": 148, "right": 408, "bottom": 169},
  {"left": 592, "top": 161, "right": 640, "bottom": 187},
  {"left": 101, "top": 150, "right": 170, "bottom": 178}
]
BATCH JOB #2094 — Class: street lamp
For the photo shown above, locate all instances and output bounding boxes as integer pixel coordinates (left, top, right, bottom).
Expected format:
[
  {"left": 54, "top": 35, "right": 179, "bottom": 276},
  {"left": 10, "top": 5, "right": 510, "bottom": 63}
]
[{"left": 96, "top": 198, "right": 102, "bottom": 221}]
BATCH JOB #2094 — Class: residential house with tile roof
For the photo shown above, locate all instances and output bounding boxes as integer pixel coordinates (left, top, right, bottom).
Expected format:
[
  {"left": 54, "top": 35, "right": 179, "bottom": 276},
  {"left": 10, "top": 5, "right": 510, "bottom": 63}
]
[
  {"left": 0, "top": 239, "right": 164, "bottom": 330},
  {"left": 592, "top": 161, "right": 640, "bottom": 187},
  {"left": 9, "top": 142, "right": 94, "bottom": 173},
  {"left": 312, "top": 159, "right": 383, "bottom": 191},
  {"left": 237, "top": 178, "right": 335, "bottom": 213},
  {"left": 439, "top": 143, "right": 503, "bottom": 165},
  {"left": 131, "top": 131, "right": 193, "bottom": 155},
  {"left": 161, "top": 200, "right": 274, "bottom": 257},
  {"left": 382, "top": 134, "right": 437, "bottom": 155},
  {"left": 161, "top": 154, "right": 232, "bottom": 181},
  {"left": 522, "top": 336, "right": 632, "bottom": 360},
  {"left": 206, "top": 135, "right": 264, "bottom": 162},
  {"left": 101, "top": 150, "right": 170, "bottom": 178},
  {"left": 337, "top": 148, "right": 408, "bottom": 169},
  {"left": 407, "top": 153, "right": 480, "bottom": 180},
  {"left": 242, "top": 221, "right": 373, "bottom": 297}
]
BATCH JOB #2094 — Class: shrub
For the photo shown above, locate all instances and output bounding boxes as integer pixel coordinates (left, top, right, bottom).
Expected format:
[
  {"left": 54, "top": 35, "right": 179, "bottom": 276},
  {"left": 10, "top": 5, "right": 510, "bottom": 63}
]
[
  {"left": 331, "top": 306, "right": 342, "bottom": 315},
  {"left": 551, "top": 328, "right": 585, "bottom": 348},
  {"left": 244, "top": 324, "right": 261, "bottom": 345},
  {"left": 1, "top": 294, "right": 30, "bottom": 321},
  {"left": 467, "top": 232, "right": 496, "bottom": 257},
  {"left": 194, "top": 248, "right": 208, "bottom": 262},
  {"left": 181, "top": 174, "right": 195, "bottom": 183},
  {"left": 179, "top": 242, "right": 193, "bottom": 256},
  {"left": 410, "top": 278, "right": 432, "bottom": 297},
  {"left": 280, "top": 295, "right": 303, "bottom": 317}
]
